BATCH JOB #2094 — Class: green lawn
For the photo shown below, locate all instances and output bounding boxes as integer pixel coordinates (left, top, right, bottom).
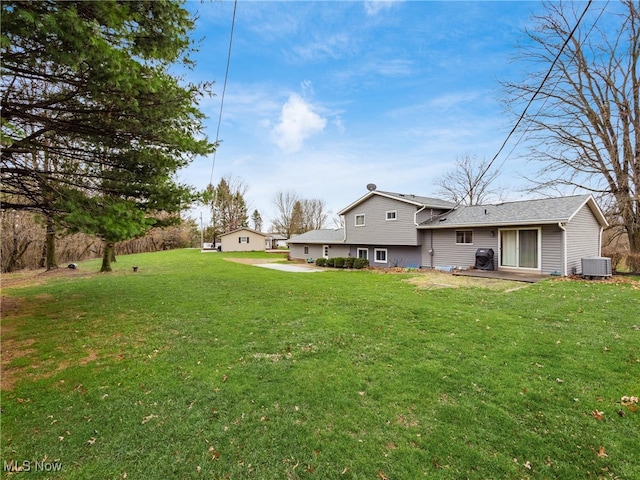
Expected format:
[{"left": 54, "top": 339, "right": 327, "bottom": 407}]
[{"left": 1, "top": 249, "right": 639, "bottom": 479}]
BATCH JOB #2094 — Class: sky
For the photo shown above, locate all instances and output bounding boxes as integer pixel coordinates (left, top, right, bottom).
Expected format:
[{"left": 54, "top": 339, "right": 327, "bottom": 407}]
[{"left": 177, "top": 0, "right": 568, "bottom": 230}]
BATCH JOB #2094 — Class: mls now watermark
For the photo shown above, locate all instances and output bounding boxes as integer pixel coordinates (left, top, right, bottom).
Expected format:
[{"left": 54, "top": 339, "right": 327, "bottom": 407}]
[{"left": 3, "top": 459, "right": 63, "bottom": 473}]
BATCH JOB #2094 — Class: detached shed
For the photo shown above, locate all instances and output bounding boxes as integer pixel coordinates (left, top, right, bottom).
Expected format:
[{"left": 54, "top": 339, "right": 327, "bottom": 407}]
[{"left": 219, "top": 228, "right": 268, "bottom": 252}]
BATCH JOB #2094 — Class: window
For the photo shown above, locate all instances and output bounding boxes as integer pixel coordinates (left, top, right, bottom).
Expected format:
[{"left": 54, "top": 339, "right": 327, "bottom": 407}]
[
  {"left": 304, "top": 246, "right": 309, "bottom": 255},
  {"left": 500, "top": 229, "right": 540, "bottom": 269},
  {"left": 386, "top": 210, "right": 397, "bottom": 221},
  {"left": 355, "top": 214, "right": 365, "bottom": 226},
  {"left": 455, "top": 230, "right": 473, "bottom": 244},
  {"left": 239, "top": 236, "right": 249, "bottom": 244},
  {"left": 374, "top": 248, "right": 387, "bottom": 263},
  {"left": 357, "top": 248, "right": 368, "bottom": 259}
]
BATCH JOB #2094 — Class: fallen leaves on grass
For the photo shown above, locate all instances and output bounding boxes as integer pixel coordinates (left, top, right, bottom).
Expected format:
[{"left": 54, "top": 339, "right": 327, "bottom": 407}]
[
  {"left": 141, "top": 414, "right": 157, "bottom": 425},
  {"left": 596, "top": 446, "right": 608, "bottom": 458},
  {"left": 591, "top": 410, "right": 605, "bottom": 421},
  {"left": 208, "top": 447, "right": 220, "bottom": 460}
]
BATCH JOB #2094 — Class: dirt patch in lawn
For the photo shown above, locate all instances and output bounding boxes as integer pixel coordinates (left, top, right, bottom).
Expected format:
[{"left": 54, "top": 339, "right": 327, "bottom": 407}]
[
  {"left": 1, "top": 267, "right": 96, "bottom": 289},
  {"left": 402, "top": 270, "right": 525, "bottom": 291}
]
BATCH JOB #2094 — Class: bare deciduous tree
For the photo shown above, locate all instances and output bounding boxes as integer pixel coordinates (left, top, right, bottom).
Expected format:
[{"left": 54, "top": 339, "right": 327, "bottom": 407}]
[
  {"left": 502, "top": 0, "right": 640, "bottom": 271},
  {"left": 435, "top": 155, "right": 501, "bottom": 206},
  {"left": 271, "top": 190, "right": 328, "bottom": 237}
]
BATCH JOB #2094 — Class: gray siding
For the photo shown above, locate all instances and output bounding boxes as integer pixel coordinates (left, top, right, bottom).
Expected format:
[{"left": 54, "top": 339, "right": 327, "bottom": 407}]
[
  {"left": 421, "top": 228, "right": 498, "bottom": 269},
  {"left": 347, "top": 245, "right": 422, "bottom": 268},
  {"left": 289, "top": 244, "right": 350, "bottom": 262},
  {"left": 565, "top": 205, "right": 602, "bottom": 274},
  {"left": 541, "top": 224, "right": 564, "bottom": 275},
  {"left": 344, "top": 196, "right": 420, "bottom": 246},
  {"left": 415, "top": 208, "right": 452, "bottom": 224}
]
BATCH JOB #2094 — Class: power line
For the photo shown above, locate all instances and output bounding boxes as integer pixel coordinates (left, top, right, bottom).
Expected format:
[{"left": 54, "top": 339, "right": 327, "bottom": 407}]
[
  {"left": 209, "top": 0, "right": 238, "bottom": 186},
  {"left": 473, "top": 0, "right": 595, "bottom": 194}
]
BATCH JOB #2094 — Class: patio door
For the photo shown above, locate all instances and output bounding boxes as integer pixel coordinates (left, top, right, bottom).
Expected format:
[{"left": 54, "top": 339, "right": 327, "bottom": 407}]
[{"left": 499, "top": 229, "right": 540, "bottom": 269}]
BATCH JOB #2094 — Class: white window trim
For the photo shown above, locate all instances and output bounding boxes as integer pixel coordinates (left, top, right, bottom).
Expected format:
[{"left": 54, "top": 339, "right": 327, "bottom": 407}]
[
  {"left": 357, "top": 248, "right": 368, "bottom": 260},
  {"left": 374, "top": 248, "right": 388, "bottom": 263},
  {"left": 498, "top": 227, "right": 542, "bottom": 271},
  {"left": 385, "top": 210, "right": 397, "bottom": 221},
  {"left": 355, "top": 214, "right": 365, "bottom": 227},
  {"left": 240, "top": 236, "right": 249, "bottom": 244},
  {"left": 455, "top": 230, "right": 473, "bottom": 245}
]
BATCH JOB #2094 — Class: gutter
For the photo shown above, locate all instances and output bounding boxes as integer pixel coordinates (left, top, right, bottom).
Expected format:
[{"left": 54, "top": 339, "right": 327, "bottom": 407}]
[{"left": 558, "top": 222, "right": 567, "bottom": 276}]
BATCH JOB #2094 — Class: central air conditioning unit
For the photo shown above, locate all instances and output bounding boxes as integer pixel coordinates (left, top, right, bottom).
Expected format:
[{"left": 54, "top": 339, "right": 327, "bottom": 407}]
[{"left": 581, "top": 257, "right": 612, "bottom": 278}]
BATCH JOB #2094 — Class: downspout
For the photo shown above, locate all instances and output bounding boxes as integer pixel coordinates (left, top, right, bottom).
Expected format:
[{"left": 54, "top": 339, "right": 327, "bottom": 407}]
[
  {"left": 414, "top": 205, "right": 428, "bottom": 267},
  {"left": 341, "top": 215, "right": 347, "bottom": 242},
  {"left": 558, "top": 222, "right": 567, "bottom": 276},
  {"left": 599, "top": 226, "right": 603, "bottom": 255},
  {"left": 430, "top": 230, "right": 434, "bottom": 269},
  {"left": 414, "top": 205, "right": 427, "bottom": 226}
]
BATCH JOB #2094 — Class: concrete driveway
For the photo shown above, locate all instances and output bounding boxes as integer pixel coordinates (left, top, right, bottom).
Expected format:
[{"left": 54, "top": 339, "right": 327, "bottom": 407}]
[{"left": 255, "top": 263, "right": 324, "bottom": 273}]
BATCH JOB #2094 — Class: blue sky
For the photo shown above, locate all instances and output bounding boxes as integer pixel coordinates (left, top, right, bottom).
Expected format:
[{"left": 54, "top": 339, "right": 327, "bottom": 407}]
[{"left": 179, "top": 0, "right": 555, "bottom": 229}]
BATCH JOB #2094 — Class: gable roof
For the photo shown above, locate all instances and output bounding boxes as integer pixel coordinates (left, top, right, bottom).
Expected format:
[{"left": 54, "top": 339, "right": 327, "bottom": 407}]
[
  {"left": 338, "top": 190, "right": 455, "bottom": 215},
  {"left": 287, "top": 228, "right": 344, "bottom": 244},
  {"left": 419, "top": 194, "right": 608, "bottom": 229},
  {"left": 219, "top": 227, "right": 268, "bottom": 238}
]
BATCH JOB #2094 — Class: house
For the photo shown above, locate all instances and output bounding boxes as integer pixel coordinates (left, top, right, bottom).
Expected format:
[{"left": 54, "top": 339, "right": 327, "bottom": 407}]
[
  {"left": 219, "top": 227, "right": 269, "bottom": 252},
  {"left": 266, "top": 233, "right": 289, "bottom": 250},
  {"left": 288, "top": 187, "right": 608, "bottom": 276}
]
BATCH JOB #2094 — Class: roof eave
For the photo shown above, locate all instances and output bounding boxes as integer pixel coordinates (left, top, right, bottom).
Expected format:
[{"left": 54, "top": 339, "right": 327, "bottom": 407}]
[{"left": 418, "top": 219, "right": 567, "bottom": 229}]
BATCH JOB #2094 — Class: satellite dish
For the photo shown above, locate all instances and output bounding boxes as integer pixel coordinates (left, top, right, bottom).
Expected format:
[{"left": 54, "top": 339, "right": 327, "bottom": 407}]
[{"left": 366, "top": 183, "right": 377, "bottom": 191}]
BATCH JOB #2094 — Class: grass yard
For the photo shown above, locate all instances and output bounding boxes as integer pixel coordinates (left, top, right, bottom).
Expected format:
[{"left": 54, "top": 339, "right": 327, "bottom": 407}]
[{"left": 1, "top": 249, "right": 639, "bottom": 479}]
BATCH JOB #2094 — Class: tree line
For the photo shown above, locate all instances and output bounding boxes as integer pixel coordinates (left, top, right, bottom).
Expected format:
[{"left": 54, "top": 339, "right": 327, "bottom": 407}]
[
  {"left": 1, "top": 0, "right": 214, "bottom": 272},
  {"left": 201, "top": 175, "right": 329, "bottom": 245}
]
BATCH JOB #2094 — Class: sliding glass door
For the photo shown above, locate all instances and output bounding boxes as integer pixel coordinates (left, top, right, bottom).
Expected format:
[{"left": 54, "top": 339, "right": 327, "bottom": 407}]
[{"left": 500, "top": 229, "right": 540, "bottom": 269}]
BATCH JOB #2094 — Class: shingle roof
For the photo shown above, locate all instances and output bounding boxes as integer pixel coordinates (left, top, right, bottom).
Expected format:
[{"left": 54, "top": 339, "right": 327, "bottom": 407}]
[
  {"left": 338, "top": 189, "right": 455, "bottom": 215},
  {"left": 287, "top": 228, "right": 344, "bottom": 244},
  {"left": 219, "top": 227, "right": 267, "bottom": 237},
  {"left": 419, "top": 194, "right": 607, "bottom": 228}
]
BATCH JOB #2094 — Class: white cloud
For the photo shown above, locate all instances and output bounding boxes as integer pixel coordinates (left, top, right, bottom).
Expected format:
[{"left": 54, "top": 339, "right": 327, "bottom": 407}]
[
  {"left": 364, "top": 1, "right": 401, "bottom": 16},
  {"left": 272, "top": 94, "right": 327, "bottom": 153}
]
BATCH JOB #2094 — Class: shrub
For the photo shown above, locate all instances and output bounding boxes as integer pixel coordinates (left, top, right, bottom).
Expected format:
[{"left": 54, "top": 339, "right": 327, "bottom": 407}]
[
  {"left": 344, "top": 257, "right": 355, "bottom": 268},
  {"left": 315, "top": 258, "right": 326, "bottom": 267},
  {"left": 353, "top": 258, "right": 369, "bottom": 269},
  {"left": 326, "top": 257, "right": 335, "bottom": 267},
  {"left": 333, "top": 257, "right": 345, "bottom": 268}
]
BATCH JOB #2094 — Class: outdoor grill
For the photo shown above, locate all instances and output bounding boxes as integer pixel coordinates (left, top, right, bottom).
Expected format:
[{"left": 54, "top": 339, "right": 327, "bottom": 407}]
[{"left": 474, "top": 248, "right": 495, "bottom": 270}]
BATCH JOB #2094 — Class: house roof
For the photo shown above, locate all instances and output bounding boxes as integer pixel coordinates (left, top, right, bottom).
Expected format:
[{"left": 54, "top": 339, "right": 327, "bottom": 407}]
[
  {"left": 338, "top": 189, "right": 455, "bottom": 215},
  {"left": 418, "top": 194, "right": 608, "bottom": 229},
  {"left": 287, "top": 228, "right": 344, "bottom": 244},
  {"left": 219, "top": 227, "right": 268, "bottom": 238}
]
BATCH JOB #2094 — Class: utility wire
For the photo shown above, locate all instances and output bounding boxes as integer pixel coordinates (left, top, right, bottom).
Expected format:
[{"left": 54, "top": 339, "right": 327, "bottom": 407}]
[
  {"left": 209, "top": 0, "right": 238, "bottom": 186},
  {"left": 471, "top": 0, "right": 594, "bottom": 198}
]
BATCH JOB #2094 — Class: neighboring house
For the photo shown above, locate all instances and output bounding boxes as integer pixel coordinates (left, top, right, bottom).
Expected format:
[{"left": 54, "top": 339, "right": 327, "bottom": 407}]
[
  {"left": 288, "top": 187, "right": 608, "bottom": 276},
  {"left": 219, "top": 227, "right": 268, "bottom": 252},
  {"left": 266, "top": 233, "right": 288, "bottom": 249}
]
